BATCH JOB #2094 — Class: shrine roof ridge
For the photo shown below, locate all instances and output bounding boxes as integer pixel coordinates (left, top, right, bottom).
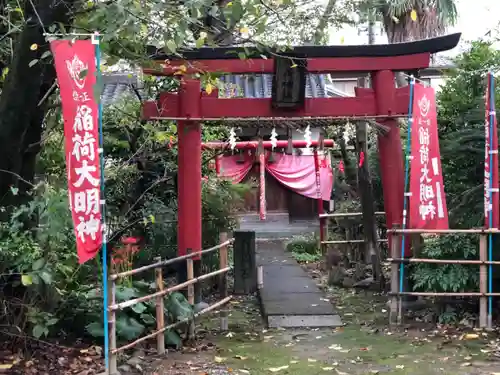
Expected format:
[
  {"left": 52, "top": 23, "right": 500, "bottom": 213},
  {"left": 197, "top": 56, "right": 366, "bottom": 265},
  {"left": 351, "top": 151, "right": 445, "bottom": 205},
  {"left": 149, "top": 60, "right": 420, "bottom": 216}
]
[{"left": 147, "top": 33, "right": 461, "bottom": 61}]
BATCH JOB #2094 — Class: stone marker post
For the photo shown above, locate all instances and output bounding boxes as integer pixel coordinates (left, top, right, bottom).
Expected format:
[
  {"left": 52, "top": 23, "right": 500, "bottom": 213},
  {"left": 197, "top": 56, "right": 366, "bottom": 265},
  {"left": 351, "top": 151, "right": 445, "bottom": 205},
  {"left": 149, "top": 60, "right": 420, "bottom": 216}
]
[{"left": 233, "top": 230, "right": 257, "bottom": 294}]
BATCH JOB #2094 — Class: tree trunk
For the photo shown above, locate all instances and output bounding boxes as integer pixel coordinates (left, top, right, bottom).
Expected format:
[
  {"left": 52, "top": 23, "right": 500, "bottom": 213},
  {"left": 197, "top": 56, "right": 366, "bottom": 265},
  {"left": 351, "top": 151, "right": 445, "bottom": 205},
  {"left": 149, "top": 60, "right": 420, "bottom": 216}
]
[{"left": 0, "top": 0, "right": 75, "bottom": 209}]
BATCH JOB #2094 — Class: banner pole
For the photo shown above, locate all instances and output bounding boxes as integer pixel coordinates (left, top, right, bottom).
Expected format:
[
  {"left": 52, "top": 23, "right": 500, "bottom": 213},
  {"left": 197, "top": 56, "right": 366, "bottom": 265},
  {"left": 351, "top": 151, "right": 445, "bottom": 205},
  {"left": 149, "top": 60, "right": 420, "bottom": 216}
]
[
  {"left": 93, "top": 32, "right": 110, "bottom": 372},
  {"left": 487, "top": 71, "right": 496, "bottom": 328},
  {"left": 398, "top": 76, "right": 416, "bottom": 321}
]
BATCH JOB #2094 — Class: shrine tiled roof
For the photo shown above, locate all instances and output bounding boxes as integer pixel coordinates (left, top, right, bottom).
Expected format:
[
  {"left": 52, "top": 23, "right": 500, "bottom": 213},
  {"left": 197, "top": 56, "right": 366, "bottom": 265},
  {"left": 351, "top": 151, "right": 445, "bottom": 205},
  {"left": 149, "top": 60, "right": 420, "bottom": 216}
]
[
  {"left": 218, "top": 74, "right": 331, "bottom": 98},
  {"left": 101, "top": 72, "right": 339, "bottom": 106},
  {"left": 101, "top": 73, "right": 140, "bottom": 106}
]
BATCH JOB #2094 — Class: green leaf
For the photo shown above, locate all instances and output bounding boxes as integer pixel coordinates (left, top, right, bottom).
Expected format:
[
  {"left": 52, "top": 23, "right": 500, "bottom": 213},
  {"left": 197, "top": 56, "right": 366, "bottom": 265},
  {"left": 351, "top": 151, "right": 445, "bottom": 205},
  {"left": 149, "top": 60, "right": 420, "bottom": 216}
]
[
  {"left": 32, "top": 324, "right": 48, "bottom": 339},
  {"left": 166, "top": 292, "right": 194, "bottom": 321},
  {"left": 140, "top": 313, "right": 156, "bottom": 325},
  {"left": 116, "top": 315, "right": 145, "bottom": 340},
  {"left": 165, "top": 40, "right": 177, "bottom": 53},
  {"left": 165, "top": 330, "right": 182, "bottom": 349},
  {"left": 195, "top": 36, "right": 205, "bottom": 48},
  {"left": 32, "top": 258, "right": 45, "bottom": 271},
  {"left": 131, "top": 302, "right": 147, "bottom": 314},
  {"left": 10, "top": 186, "right": 18, "bottom": 196},
  {"left": 86, "top": 322, "right": 104, "bottom": 337},
  {"left": 115, "top": 286, "right": 139, "bottom": 302},
  {"left": 39, "top": 270, "right": 53, "bottom": 284},
  {"left": 30, "top": 273, "right": 41, "bottom": 285},
  {"left": 78, "top": 69, "right": 88, "bottom": 79},
  {"left": 46, "top": 318, "right": 58, "bottom": 326},
  {"left": 28, "top": 59, "right": 39, "bottom": 68},
  {"left": 21, "top": 274, "right": 32, "bottom": 286},
  {"left": 237, "top": 52, "right": 246, "bottom": 60},
  {"left": 41, "top": 51, "right": 52, "bottom": 59}
]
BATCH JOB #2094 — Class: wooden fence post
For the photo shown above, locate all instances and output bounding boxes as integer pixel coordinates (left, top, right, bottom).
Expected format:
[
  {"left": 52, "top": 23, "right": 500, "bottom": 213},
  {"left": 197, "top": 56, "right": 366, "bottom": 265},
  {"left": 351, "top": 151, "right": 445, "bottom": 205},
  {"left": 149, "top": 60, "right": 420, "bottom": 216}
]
[
  {"left": 219, "top": 232, "right": 229, "bottom": 331},
  {"left": 109, "top": 279, "right": 118, "bottom": 374},
  {"left": 154, "top": 257, "right": 166, "bottom": 355},
  {"left": 186, "top": 249, "right": 195, "bottom": 339},
  {"left": 479, "top": 234, "right": 487, "bottom": 328},
  {"left": 233, "top": 230, "right": 257, "bottom": 294},
  {"left": 389, "top": 224, "right": 400, "bottom": 326},
  {"left": 186, "top": 249, "right": 195, "bottom": 305}
]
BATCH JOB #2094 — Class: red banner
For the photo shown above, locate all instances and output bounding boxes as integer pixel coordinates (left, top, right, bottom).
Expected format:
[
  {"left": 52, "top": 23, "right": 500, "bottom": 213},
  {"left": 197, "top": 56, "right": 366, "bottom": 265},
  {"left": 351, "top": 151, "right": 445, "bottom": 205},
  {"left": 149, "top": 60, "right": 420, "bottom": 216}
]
[
  {"left": 409, "top": 83, "right": 449, "bottom": 229},
  {"left": 484, "top": 73, "right": 499, "bottom": 228},
  {"left": 51, "top": 40, "right": 102, "bottom": 264}
]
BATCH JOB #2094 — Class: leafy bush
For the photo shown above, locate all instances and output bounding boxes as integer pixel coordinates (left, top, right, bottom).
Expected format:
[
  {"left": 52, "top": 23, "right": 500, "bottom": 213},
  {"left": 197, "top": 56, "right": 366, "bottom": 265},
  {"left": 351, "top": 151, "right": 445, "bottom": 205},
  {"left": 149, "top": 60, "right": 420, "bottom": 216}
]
[
  {"left": 285, "top": 233, "right": 321, "bottom": 263},
  {"left": 411, "top": 234, "right": 479, "bottom": 292}
]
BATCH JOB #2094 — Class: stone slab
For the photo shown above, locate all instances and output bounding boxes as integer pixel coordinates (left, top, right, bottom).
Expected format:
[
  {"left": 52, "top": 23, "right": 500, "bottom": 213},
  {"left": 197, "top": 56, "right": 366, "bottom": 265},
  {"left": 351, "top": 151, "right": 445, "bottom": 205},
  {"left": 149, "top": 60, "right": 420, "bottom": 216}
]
[
  {"left": 268, "top": 314, "right": 342, "bottom": 328},
  {"left": 260, "top": 291, "right": 335, "bottom": 315},
  {"left": 256, "top": 240, "right": 341, "bottom": 328}
]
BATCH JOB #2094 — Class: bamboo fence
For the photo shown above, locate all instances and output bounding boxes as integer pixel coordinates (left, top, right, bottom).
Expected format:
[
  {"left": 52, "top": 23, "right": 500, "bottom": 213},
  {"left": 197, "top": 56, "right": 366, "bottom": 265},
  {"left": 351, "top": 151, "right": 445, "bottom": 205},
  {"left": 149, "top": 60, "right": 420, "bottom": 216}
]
[
  {"left": 319, "top": 211, "right": 387, "bottom": 253},
  {"left": 107, "top": 233, "right": 234, "bottom": 374},
  {"left": 388, "top": 228, "right": 500, "bottom": 328}
]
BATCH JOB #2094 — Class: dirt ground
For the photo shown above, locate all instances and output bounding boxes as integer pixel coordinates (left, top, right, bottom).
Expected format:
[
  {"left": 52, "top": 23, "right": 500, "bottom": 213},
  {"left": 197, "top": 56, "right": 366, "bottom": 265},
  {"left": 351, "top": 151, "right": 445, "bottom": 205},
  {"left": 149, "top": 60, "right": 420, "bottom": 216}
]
[
  {"left": 5, "top": 268, "right": 500, "bottom": 375},
  {"left": 138, "top": 285, "right": 500, "bottom": 375}
]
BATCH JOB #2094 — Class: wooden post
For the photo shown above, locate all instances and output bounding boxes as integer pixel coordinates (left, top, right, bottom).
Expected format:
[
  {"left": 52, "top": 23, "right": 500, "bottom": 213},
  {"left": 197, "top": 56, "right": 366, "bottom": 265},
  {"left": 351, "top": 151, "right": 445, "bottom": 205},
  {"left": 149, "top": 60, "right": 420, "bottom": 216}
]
[
  {"left": 233, "top": 230, "right": 257, "bottom": 294},
  {"left": 154, "top": 257, "right": 166, "bottom": 355},
  {"left": 186, "top": 249, "right": 195, "bottom": 305},
  {"left": 219, "top": 232, "right": 229, "bottom": 331},
  {"left": 109, "top": 280, "right": 118, "bottom": 374},
  {"left": 257, "top": 266, "right": 263, "bottom": 290},
  {"left": 186, "top": 249, "right": 195, "bottom": 339},
  {"left": 479, "top": 234, "right": 488, "bottom": 328},
  {"left": 389, "top": 224, "right": 400, "bottom": 325}
]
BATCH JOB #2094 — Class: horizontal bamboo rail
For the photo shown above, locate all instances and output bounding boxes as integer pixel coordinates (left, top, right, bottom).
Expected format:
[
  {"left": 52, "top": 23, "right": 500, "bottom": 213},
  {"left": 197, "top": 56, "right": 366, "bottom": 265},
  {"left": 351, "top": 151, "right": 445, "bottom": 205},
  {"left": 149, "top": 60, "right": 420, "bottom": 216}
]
[
  {"left": 388, "top": 258, "right": 500, "bottom": 265},
  {"left": 322, "top": 239, "right": 388, "bottom": 244},
  {"left": 109, "top": 233, "right": 232, "bottom": 374},
  {"left": 389, "top": 292, "right": 500, "bottom": 297},
  {"left": 112, "top": 296, "right": 233, "bottom": 354},
  {"left": 109, "top": 267, "right": 231, "bottom": 311},
  {"left": 110, "top": 239, "right": 234, "bottom": 280},
  {"left": 319, "top": 211, "right": 385, "bottom": 219},
  {"left": 389, "top": 229, "right": 497, "bottom": 329},
  {"left": 388, "top": 228, "right": 500, "bottom": 234}
]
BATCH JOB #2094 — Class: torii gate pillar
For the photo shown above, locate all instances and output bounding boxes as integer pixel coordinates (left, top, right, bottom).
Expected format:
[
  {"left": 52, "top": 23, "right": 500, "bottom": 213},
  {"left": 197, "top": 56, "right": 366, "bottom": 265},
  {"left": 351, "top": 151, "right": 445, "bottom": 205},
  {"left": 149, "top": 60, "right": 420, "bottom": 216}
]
[
  {"left": 373, "top": 70, "right": 405, "bottom": 246},
  {"left": 177, "top": 78, "right": 203, "bottom": 303},
  {"left": 373, "top": 70, "right": 413, "bottom": 296}
]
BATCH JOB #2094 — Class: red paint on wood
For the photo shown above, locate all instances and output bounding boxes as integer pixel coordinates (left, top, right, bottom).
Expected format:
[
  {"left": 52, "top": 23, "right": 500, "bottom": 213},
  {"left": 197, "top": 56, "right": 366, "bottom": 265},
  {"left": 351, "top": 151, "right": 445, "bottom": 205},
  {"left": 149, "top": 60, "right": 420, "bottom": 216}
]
[
  {"left": 313, "top": 150, "right": 325, "bottom": 243},
  {"left": 371, "top": 70, "right": 410, "bottom": 257},
  {"left": 142, "top": 92, "right": 412, "bottom": 121},
  {"left": 202, "top": 140, "right": 335, "bottom": 150},
  {"left": 177, "top": 79, "right": 202, "bottom": 259},
  {"left": 143, "top": 53, "right": 430, "bottom": 75}
]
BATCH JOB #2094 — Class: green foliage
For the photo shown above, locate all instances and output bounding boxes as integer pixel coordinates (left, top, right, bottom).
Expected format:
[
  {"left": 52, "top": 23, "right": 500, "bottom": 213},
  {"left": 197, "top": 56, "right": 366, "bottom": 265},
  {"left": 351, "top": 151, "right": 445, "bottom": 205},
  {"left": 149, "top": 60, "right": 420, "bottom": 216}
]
[
  {"left": 285, "top": 233, "right": 321, "bottom": 263},
  {"left": 0, "top": 92, "right": 245, "bottom": 341},
  {"left": 412, "top": 234, "right": 479, "bottom": 292},
  {"left": 438, "top": 41, "right": 500, "bottom": 227}
]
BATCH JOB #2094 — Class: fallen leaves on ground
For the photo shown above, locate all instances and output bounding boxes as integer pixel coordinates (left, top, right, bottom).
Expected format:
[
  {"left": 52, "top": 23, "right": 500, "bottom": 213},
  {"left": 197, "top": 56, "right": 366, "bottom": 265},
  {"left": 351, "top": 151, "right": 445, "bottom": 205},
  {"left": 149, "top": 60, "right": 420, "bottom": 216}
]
[{"left": 268, "top": 365, "right": 289, "bottom": 372}]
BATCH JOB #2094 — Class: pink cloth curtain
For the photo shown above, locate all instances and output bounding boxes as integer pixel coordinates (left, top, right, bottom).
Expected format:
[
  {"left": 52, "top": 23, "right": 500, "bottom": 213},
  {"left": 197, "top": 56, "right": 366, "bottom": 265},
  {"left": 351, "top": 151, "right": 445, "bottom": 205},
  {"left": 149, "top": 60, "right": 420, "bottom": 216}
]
[
  {"left": 265, "top": 152, "right": 333, "bottom": 201},
  {"left": 217, "top": 152, "right": 333, "bottom": 201},
  {"left": 217, "top": 154, "right": 253, "bottom": 183}
]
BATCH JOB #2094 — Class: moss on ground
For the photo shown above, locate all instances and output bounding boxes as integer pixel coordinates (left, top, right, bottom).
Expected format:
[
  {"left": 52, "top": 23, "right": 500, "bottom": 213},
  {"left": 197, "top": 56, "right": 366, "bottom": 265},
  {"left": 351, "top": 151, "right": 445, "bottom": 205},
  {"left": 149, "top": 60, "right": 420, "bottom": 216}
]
[{"left": 201, "top": 291, "right": 499, "bottom": 375}]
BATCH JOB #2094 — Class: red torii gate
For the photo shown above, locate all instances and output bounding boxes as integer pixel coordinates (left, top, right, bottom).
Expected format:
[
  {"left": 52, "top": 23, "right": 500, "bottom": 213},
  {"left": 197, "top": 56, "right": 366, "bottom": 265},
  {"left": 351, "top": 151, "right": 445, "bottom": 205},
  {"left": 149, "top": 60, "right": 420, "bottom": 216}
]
[{"left": 142, "top": 33, "right": 461, "bottom": 263}]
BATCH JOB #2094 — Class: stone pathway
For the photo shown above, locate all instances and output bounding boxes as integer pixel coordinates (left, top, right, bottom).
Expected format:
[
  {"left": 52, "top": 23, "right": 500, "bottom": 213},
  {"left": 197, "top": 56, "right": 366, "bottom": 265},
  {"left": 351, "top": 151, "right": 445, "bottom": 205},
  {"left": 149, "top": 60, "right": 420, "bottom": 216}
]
[{"left": 257, "top": 240, "right": 342, "bottom": 328}]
